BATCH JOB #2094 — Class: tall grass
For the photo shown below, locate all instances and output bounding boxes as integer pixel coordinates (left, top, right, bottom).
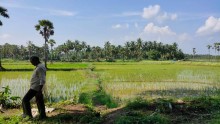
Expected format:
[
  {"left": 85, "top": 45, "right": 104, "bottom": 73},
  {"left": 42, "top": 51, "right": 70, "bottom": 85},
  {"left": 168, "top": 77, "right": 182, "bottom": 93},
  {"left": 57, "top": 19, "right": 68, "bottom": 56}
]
[{"left": 0, "top": 70, "right": 96, "bottom": 103}]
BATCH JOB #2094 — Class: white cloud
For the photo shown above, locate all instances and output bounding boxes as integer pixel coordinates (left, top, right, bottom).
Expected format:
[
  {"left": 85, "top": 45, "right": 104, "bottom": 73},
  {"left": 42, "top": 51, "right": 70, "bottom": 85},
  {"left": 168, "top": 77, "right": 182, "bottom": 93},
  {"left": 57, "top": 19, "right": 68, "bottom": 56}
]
[
  {"left": 142, "top": 5, "right": 177, "bottom": 23},
  {"left": 49, "top": 10, "right": 77, "bottom": 16},
  {"left": 143, "top": 23, "right": 176, "bottom": 35},
  {"left": 156, "top": 12, "right": 169, "bottom": 23},
  {"left": 196, "top": 16, "right": 220, "bottom": 35},
  {"left": 0, "top": 34, "right": 11, "bottom": 39},
  {"left": 142, "top": 5, "right": 160, "bottom": 19},
  {"left": 35, "top": 8, "right": 77, "bottom": 16},
  {"left": 112, "top": 24, "right": 122, "bottom": 29},
  {"left": 171, "top": 14, "right": 178, "bottom": 20},
  {"left": 112, "top": 24, "right": 130, "bottom": 29}
]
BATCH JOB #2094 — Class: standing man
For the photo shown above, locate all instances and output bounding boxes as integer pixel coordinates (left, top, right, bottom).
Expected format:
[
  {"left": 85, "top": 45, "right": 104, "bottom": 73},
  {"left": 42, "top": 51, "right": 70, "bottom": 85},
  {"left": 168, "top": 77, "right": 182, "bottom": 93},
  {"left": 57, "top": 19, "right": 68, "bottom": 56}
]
[{"left": 22, "top": 56, "right": 47, "bottom": 119}]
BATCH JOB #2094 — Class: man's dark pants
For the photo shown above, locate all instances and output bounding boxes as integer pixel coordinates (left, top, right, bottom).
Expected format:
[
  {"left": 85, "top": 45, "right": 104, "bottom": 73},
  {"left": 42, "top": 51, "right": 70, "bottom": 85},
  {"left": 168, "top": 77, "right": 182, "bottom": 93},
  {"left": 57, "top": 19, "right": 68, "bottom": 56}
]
[{"left": 22, "top": 89, "right": 46, "bottom": 119}]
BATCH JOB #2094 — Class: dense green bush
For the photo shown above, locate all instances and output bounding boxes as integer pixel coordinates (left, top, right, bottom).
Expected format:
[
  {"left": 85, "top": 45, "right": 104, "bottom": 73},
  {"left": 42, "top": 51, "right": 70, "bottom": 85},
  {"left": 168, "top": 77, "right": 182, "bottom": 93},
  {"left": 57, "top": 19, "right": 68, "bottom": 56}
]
[
  {"left": 93, "top": 90, "right": 118, "bottom": 108},
  {"left": 147, "top": 50, "right": 161, "bottom": 60},
  {"left": 78, "top": 92, "right": 93, "bottom": 106}
]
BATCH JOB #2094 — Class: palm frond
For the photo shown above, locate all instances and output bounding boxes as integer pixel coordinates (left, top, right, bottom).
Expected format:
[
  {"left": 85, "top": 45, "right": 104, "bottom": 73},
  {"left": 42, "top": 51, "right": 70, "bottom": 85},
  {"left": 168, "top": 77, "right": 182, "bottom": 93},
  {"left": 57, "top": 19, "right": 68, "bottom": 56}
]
[
  {"left": 0, "top": 6, "right": 9, "bottom": 18},
  {"left": 35, "top": 25, "right": 41, "bottom": 30},
  {"left": 39, "top": 20, "right": 54, "bottom": 29}
]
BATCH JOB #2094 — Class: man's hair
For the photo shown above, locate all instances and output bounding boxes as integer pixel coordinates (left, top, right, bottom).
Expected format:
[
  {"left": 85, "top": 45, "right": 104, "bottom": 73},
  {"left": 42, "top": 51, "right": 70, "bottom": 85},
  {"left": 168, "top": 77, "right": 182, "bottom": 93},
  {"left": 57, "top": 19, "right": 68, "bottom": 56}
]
[{"left": 30, "top": 56, "right": 40, "bottom": 63}]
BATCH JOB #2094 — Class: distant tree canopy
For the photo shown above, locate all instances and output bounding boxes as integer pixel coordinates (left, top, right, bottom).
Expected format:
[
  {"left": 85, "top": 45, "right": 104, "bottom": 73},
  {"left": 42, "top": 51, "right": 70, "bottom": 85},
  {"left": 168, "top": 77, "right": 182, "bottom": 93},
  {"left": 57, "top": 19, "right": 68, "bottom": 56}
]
[{"left": 0, "top": 38, "right": 185, "bottom": 62}]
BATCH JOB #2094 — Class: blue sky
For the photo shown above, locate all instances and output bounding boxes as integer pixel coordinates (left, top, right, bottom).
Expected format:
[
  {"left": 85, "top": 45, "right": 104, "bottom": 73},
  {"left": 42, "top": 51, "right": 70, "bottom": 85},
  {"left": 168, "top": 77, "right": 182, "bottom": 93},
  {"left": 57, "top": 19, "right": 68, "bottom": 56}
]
[{"left": 1, "top": 0, "right": 220, "bottom": 54}]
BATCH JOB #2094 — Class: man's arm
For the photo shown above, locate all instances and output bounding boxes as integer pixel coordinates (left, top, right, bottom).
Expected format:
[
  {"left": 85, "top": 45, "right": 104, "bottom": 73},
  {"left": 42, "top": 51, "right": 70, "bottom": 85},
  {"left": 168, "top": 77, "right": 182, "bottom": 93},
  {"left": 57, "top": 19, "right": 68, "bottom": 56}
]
[{"left": 38, "top": 68, "right": 46, "bottom": 91}]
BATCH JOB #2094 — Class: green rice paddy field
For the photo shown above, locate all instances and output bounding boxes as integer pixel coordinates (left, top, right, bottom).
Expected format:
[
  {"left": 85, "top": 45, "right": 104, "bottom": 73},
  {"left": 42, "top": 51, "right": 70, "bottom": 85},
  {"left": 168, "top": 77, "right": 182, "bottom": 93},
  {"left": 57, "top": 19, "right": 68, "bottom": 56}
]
[{"left": 1, "top": 61, "right": 220, "bottom": 104}]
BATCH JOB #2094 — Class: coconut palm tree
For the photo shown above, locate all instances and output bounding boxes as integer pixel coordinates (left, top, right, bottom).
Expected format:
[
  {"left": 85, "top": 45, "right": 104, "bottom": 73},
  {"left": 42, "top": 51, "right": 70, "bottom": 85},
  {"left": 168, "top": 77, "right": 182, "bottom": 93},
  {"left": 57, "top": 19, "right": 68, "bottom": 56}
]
[
  {"left": 193, "top": 48, "right": 196, "bottom": 60},
  {"left": 207, "top": 45, "right": 212, "bottom": 61},
  {"left": 27, "top": 41, "right": 33, "bottom": 60},
  {"left": 35, "top": 20, "right": 54, "bottom": 68},
  {"left": 81, "top": 41, "right": 87, "bottom": 59},
  {"left": 104, "top": 41, "right": 112, "bottom": 61},
  {"left": 124, "top": 42, "right": 131, "bottom": 60},
  {"left": 48, "top": 39, "right": 56, "bottom": 63},
  {"left": 0, "top": 6, "right": 9, "bottom": 71},
  {"left": 74, "top": 40, "right": 81, "bottom": 60},
  {"left": 136, "top": 38, "right": 143, "bottom": 61}
]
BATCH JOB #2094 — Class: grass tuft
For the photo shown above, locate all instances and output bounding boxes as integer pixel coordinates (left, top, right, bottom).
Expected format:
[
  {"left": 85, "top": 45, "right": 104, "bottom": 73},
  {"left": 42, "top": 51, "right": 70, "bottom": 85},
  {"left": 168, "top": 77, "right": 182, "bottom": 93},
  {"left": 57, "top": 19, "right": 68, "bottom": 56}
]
[{"left": 126, "top": 97, "right": 149, "bottom": 110}]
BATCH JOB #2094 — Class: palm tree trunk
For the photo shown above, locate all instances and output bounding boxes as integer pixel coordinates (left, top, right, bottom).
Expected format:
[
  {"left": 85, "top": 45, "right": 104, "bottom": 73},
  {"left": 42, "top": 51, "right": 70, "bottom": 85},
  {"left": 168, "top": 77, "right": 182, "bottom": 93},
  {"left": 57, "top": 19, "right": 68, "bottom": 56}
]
[
  {"left": 44, "top": 39, "right": 47, "bottom": 69},
  {"left": 50, "top": 46, "right": 53, "bottom": 64},
  {"left": 0, "top": 59, "right": 3, "bottom": 70},
  {"left": 0, "top": 51, "right": 5, "bottom": 71},
  {"left": 215, "top": 49, "right": 217, "bottom": 60},
  {"left": 218, "top": 50, "right": 220, "bottom": 62},
  {"left": 208, "top": 49, "right": 210, "bottom": 62}
]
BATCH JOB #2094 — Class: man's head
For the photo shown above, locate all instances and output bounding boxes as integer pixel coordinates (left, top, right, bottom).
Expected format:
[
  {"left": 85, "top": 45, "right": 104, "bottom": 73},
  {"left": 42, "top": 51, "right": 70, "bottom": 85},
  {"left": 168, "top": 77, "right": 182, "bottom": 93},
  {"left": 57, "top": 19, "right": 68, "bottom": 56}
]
[{"left": 30, "top": 56, "right": 40, "bottom": 66}]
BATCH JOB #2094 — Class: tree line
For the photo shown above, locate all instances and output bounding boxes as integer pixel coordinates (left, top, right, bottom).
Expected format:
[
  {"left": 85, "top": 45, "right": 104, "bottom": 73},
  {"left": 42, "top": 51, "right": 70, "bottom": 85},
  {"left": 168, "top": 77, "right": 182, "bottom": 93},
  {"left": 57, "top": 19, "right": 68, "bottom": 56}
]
[{"left": 0, "top": 39, "right": 185, "bottom": 62}]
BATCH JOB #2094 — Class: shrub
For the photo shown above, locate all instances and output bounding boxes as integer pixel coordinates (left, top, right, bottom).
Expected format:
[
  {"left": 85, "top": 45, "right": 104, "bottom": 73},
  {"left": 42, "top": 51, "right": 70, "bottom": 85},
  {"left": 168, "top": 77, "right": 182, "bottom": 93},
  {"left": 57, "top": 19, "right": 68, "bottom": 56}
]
[
  {"left": 79, "top": 92, "right": 93, "bottom": 106},
  {"left": 126, "top": 97, "right": 149, "bottom": 110},
  {"left": 0, "top": 86, "right": 21, "bottom": 108},
  {"left": 187, "top": 97, "right": 220, "bottom": 113},
  {"left": 93, "top": 90, "right": 118, "bottom": 108}
]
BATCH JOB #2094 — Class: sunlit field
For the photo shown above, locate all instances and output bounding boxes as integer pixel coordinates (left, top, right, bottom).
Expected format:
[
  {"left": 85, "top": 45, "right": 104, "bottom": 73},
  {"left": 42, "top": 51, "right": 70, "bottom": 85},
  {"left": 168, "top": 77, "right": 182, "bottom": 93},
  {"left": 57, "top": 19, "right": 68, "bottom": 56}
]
[
  {"left": 1, "top": 61, "right": 220, "bottom": 104},
  {"left": 0, "top": 70, "right": 97, "bottom": 103},
  {"left": 94, "top": 61, "right": 220, "bottom": 103},
  {"left": 1, "top": 61, "right": 220, "bottom": 123}
]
